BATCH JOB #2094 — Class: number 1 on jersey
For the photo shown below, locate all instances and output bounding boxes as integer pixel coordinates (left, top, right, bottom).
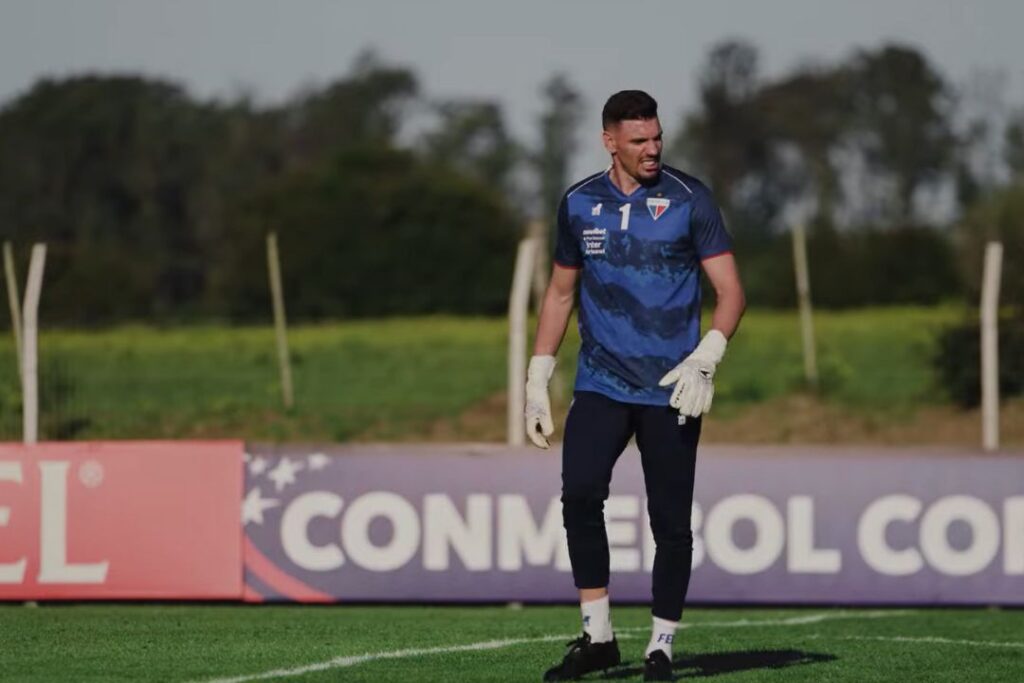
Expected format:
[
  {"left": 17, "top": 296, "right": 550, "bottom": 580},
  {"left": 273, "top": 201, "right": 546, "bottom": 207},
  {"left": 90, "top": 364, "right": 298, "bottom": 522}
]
[{"left": 618, "top": 203, "right": 631, "bottom": 231}]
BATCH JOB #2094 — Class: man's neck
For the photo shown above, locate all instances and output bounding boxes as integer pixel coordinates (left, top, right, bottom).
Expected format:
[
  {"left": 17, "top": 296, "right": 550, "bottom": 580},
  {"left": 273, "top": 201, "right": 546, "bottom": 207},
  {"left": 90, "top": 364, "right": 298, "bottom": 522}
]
[{"left": 607, "top": 163, "right": 656, "bottom": 196}]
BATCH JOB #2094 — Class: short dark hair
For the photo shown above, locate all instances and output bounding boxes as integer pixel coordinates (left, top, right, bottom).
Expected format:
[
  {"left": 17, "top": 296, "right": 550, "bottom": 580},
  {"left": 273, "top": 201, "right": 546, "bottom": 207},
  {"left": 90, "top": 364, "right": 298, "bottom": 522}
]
[{"left": 602, "top": 90, "right": 658, "bottom": 128}]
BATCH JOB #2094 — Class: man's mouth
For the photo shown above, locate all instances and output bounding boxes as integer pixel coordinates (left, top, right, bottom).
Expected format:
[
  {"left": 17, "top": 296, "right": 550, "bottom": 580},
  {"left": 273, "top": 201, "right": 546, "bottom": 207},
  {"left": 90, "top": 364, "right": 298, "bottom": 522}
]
[{"left": 640, "top": 159, "right": 660, "bottom": 173}]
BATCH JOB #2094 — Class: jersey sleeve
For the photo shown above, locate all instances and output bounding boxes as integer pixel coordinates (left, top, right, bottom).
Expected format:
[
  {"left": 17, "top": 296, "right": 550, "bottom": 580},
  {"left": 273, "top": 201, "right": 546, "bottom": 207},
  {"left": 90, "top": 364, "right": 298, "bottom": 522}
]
[
  {"left": 553, "top": 196, "right": 582, "bottom": 269},
  {"left": 691, "top": 190, "right": 733, "bottom": 260}
]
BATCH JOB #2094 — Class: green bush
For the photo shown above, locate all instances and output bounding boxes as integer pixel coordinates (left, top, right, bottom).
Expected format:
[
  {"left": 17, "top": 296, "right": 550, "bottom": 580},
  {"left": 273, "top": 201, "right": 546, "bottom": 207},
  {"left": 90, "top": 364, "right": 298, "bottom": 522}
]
[
  {"left": 933, "top": 312, "right": 1024, "bottom": 407},
  {"left": 215, "top": 148, "right": 520, "bottom": 319},
  {"left": 955, "top": 183, "right": 1024, "bottom": 309},
  {"left": 734, "top": 223, "right": 961, "bottom": 308}
]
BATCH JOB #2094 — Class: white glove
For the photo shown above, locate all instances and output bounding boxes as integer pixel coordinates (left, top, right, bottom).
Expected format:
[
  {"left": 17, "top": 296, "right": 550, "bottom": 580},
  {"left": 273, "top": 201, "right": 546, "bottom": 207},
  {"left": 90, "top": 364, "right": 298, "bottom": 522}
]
[
  {"left": 525, "top": 355, "right": 556, "bottom": 448},
  {"left": 658, "top": 330, "right": 728, "bottom": 419}
]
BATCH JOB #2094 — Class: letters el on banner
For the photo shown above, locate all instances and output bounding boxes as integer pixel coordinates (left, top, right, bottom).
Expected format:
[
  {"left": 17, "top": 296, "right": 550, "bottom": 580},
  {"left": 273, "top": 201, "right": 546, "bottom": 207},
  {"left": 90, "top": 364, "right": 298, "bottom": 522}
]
[
  {"left": 0, "top": 441, "right": 243, "bottom": 600},
  {"left": 243, "top": 444, "right": 1024, "bottom": 605}
]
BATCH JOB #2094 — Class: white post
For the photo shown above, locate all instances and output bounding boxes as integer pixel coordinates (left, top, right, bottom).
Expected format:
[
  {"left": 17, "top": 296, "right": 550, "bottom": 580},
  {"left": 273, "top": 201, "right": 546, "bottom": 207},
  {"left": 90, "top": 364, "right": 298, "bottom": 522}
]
[
  {"left": 508, "top": 237, "right": 539, "bottom": 446},
  {"left": 980, "top": 241, "right": 1003, "bottom": 452},
  {"left": 527, "top": 219, "right": 548, "bottom": 315},
  {"left": 3, "top": 241, "right": 22, "bottom": 378},
  {"left": 21, "top": 244, "right": 46, "bottom": 444},
  {"left": 266, "top": 232, "right": 294, "bottom": 410},
  {"left": 791, "top": 222, "right": 818, "bottom": 387}
]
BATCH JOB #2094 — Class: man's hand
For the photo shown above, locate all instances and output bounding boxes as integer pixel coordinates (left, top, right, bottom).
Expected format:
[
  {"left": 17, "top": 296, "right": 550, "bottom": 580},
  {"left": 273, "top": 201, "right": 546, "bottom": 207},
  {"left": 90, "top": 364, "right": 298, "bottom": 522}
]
[
  {"left": 658, "top": 330, "right": 728, "bottom": 419},
  {"left": 525, "top": 355, "right": 556, "bottom": 448}
]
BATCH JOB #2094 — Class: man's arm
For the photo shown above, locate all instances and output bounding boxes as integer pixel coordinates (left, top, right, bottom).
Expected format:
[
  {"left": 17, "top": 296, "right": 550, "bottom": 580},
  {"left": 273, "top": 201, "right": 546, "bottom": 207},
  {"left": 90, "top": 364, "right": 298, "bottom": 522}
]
[
  {"left": 533, "top": 264, "right": 580, "bottom": 355},
  {"left": 701, "top": 252, "right": 745, "bottom": 338},
  {"left": 525, "top": 264, "right": 579, "bottom": 448},
  {"left": 658, "top": 252, "right": 745, "bottom": 418}
]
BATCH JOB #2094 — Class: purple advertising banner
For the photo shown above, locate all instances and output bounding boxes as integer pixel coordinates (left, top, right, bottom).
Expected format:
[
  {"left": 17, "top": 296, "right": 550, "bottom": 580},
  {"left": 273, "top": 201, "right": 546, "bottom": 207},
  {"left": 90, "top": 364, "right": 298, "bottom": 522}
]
[{"left": 242, "top": 444, "right": 1024, "bottom": 605}]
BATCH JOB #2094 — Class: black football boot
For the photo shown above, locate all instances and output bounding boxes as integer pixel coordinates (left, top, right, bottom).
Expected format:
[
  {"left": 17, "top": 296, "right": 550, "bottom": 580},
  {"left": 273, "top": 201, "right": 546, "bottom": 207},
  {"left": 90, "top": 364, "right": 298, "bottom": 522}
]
[
  {"left": 542, "top": 632, "right": 621, "bottom": 681},
  {"left": 643, "top": 649, "right": 673, "bottom": 681}
]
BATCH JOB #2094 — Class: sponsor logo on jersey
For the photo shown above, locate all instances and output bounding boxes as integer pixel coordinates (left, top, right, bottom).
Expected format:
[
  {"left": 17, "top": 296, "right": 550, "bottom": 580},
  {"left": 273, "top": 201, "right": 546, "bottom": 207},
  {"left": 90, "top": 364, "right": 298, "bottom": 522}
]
[
  {"left": 646, "top": 197, "right": 670, "bottom": 221},
  {"left": 582, "top": 227, "right": 607, "bottom": 256}
]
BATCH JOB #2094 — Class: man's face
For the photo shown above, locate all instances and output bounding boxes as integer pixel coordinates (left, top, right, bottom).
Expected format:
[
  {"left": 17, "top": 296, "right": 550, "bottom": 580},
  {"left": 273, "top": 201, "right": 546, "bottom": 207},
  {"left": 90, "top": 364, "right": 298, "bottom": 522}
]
[{"left": 603, "top": 117, "right": 663, "bottom": 183}]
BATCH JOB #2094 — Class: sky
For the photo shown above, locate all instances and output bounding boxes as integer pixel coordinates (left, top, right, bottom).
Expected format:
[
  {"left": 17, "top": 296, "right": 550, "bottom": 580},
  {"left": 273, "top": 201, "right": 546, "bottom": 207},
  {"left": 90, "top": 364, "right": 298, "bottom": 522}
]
[{"left": 1, "top": 0, "right": 1023, "bottom": 178}]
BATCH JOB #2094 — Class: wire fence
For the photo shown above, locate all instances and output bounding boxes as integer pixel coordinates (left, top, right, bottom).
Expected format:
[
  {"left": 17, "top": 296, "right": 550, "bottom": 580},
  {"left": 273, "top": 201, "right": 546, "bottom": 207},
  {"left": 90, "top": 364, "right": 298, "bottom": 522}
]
[{"left": 0, "top": 239, "right": 1018, "bottom": 446}]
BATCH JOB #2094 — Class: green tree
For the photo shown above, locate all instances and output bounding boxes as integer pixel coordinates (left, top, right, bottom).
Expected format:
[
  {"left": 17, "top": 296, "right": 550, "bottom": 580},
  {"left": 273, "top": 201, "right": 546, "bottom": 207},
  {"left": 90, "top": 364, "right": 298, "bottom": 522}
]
[
  {"left": 672, "top": 40, "right": 770, "bottom": 229},
  {"left": 843, "top": 45, "right": 956, "bottom": 222},
  {"left": 529, "top": 74, "right": 584, "bottom": 299},
  {"left": 676, "top": 42, "right": 957, "bottom": 232},
  {"left": 953, "top": 69, "right": 1012, "bottom": 207},
  {"left": 0, "top": 55, "right": 530, "bottom": 324},
  {"left": 0, "top": 75, "right": 222, "bottom": 322},
  {"left": 1007, "top": 112, "right": 1024, "bottom": 181},
  {"left": 955, "top": 183, "right": 1024, "bottom": 308},
  {"left": 756, "top": 67, "right": 849, "bottom": 226},
  {"left": 421, "top": 99, "right": 520, "bottom": 193},
  {"left": 280, "top": 51, "right": 418, "bottom": 171},
  {"left": 220, "top": 147, "right": 520, "bottom": 319},
  {"left": 534, "top": 74, "right": 584, "bottom": 225}
]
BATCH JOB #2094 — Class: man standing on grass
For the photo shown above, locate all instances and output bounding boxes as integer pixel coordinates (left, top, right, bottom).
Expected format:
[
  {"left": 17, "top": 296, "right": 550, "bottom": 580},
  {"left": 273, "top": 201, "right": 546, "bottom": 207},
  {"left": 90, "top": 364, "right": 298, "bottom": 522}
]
[{"left": 525, "top": 90, "right": 745, "bottom": 681}]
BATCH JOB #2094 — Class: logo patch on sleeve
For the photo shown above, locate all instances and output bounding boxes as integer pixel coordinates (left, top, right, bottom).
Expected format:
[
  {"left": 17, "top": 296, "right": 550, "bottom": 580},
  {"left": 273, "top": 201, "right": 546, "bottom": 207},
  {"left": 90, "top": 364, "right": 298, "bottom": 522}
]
[{"left": 646, "top": 197, "right": 670, "bottom": 220}]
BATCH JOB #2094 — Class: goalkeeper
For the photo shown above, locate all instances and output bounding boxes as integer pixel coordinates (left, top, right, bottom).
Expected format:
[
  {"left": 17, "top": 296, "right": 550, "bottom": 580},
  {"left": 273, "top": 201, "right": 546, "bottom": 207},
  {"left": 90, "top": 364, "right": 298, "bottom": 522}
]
[{"left": 526, "top": 90, "right": 745, "bottom": 682}]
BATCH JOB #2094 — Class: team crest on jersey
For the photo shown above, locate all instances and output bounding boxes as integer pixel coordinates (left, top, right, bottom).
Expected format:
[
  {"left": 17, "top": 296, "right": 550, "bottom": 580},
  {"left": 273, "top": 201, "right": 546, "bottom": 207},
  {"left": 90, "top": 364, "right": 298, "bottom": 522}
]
[
  {"left": 647, "top": 197, "right": 670, "bottom": 220},
  {"left": 591, "top": 203, "right": 602, "bottom": 216}
]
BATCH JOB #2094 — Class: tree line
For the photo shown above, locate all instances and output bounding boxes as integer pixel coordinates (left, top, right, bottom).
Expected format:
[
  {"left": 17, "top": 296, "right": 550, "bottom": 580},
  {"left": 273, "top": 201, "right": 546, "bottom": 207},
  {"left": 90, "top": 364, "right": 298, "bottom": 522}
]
[
  {"left": 0, "top": 44, "right": 1021, "bottom": 325},
  {"left": 676, "top": 41, "right": 1023, "bottom": 309}
]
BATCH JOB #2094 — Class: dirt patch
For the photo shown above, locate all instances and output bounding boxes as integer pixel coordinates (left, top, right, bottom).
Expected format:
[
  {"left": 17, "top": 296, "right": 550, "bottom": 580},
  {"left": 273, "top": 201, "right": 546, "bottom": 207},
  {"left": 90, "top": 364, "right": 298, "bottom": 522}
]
[
  {"left": 702, "top": 394, "right": 1024, "bottom": 446},
  {"left": 427, "top": 392, "right": 1024, "bottom": 447},
  {"left": 421, "top": 392, "right": 510, "bottom": 442}
]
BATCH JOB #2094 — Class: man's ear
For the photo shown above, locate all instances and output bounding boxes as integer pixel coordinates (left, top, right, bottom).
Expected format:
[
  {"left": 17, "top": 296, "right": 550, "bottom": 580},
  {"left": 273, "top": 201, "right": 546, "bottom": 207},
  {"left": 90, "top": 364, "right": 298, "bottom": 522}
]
[{"left": 602, "top": 127, "right": 616, "bottom": 155}]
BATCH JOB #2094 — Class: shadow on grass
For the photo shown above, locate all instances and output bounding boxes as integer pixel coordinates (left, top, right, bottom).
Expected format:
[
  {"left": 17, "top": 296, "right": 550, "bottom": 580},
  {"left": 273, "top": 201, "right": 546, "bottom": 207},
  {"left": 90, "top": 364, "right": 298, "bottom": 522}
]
[{"left": 601, "top": 649, "right": 837, "bottom": 679}]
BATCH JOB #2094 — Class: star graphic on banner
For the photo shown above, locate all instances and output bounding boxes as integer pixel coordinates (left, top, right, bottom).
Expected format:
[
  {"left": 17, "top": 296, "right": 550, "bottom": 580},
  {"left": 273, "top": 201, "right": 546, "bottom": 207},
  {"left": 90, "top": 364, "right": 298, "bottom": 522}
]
[
  {"left": 307, "top": 453, "right": 330, "bottom": 471},
  {"left": 268, "top": 457, "right": 303, "bottom": 492},
  {"left": 249, "top": 456, "right": 269, "bottom": 476},
  {"left": 241, "top": 486, "right": 279, "bottom": 525}
]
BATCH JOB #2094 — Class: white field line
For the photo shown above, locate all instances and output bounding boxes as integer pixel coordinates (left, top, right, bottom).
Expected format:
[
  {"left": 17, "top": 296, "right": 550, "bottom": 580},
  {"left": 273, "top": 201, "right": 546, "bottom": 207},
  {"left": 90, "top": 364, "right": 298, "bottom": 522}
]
[
  {"left": 194, "top": 610, "right": 912, "bottom": 683},
  {"left": 193, "top": 633, "right": 638, "bottom": 683},
  {"left": 810, "top": 634, "right": 1024, "bottom": 650},
  {"left": 616, "top": 609, "right": 913, "bottom": 633}
]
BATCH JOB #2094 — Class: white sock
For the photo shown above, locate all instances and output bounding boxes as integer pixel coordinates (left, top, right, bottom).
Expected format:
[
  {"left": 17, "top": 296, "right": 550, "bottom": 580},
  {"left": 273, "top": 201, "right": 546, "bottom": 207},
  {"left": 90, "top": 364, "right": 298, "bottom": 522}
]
[
  {"left": 645, "top": 616, "right": 679, "bottom": 658},
  {"left": 580, "top": 596, "right": 613, "bottom": 643}
]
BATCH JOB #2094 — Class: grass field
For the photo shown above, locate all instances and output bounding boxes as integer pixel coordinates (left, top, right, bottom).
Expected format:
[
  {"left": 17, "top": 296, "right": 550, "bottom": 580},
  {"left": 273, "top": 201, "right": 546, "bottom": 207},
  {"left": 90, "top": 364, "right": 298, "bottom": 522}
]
[
  {"left": 0, "top": 305, "right": 996, "bottom": 443},
  {"left": 2, "top": 604, "right": 1022, "bottom": 681}
]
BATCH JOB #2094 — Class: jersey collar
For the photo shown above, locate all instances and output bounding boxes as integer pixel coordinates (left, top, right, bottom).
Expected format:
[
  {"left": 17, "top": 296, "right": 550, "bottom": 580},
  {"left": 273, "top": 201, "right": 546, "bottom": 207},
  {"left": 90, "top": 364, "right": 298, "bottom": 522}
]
[{"left": 602, "top": 167, "right": 664, "bottom": 201}]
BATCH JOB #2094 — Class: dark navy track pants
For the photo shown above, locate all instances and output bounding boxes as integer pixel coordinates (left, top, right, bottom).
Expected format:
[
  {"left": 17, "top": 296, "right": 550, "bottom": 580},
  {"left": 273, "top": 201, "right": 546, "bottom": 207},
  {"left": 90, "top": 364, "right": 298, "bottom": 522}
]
[{"left": 561, "top": 390, "right": 700, "bottom": 621}]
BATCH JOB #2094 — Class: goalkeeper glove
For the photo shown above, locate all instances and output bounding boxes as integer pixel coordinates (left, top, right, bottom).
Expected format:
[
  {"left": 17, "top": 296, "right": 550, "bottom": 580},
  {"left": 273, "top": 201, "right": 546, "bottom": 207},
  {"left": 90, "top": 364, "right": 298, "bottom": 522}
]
[
  {"left": 658, "top": 330, "right": 728, "bottom": 420},
  {"left": 525, "top": 355, "right": 556, "bottom": 448}
]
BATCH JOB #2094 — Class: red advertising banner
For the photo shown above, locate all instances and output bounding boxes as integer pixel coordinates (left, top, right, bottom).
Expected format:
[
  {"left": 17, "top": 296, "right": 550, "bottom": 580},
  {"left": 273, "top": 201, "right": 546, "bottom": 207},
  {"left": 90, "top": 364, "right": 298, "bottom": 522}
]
[{"left": 0, "top": 441, "right": 243, "bottom": 600}]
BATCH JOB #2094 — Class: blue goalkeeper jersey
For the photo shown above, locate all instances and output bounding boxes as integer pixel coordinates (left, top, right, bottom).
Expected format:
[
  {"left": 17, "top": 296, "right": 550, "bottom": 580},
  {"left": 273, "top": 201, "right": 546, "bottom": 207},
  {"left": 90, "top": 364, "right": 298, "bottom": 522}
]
[{"left": 554, "top": 165, "right": 732, "bottom": 405}]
